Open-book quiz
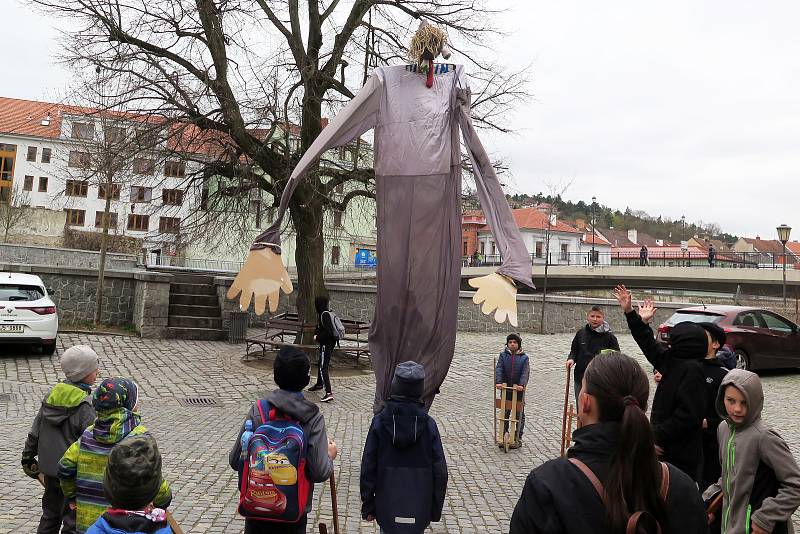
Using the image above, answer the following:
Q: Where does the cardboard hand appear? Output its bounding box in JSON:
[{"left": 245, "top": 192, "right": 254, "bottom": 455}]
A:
[
  {"left": 227, "top": 247, "right": 293, "bottom": 315},
  {"left": 469, "top": 273, "right": 518, "bottom": 326}
]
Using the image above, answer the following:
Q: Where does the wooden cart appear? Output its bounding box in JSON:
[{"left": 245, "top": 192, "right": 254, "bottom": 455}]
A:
[{"left": 494, "top": 381, "right": 523, "bottom": 453}]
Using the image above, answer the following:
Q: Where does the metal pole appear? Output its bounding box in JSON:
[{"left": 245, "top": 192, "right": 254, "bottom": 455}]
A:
[
  {"left": 591, "top": 198, "right": 596, "bottom": 266},
  {"left": 783, "top": 242, "right": 787, "bottom": 306}
]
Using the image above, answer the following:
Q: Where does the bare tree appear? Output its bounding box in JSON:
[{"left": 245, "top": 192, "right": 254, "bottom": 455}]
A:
[
  {"left": 539, "top": 179, "right": 572, "bottom": 334},
  {"left": 0, "top": 185, "right": 32, "bottom": 242},
  {"left": 32, "top": 0, "right": 530, "bottom": 325}
]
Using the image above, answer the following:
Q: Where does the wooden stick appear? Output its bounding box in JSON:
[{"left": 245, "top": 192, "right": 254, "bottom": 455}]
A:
[
  {"left": 330, "top": 470, "right": 340, "bottom": 534},
  {"left": 706, "top": 491, "right": 723, "bottom": 515},
  {"left": 493, "top": 357, "right": 497, "bottom": 444},
  {"left": 560, "top": 367, "right": 571, "bottom": 457},
  {"left": 166, "top": 511, "right": 185, "bottom": 534}
]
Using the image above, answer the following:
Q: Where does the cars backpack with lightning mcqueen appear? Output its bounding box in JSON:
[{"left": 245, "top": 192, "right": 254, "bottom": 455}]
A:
[{"left": 238, "top": 399, "right": 310, "bottom": 523}]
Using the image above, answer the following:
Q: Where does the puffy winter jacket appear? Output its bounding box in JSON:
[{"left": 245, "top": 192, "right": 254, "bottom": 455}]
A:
[
  {"left": 567, "top": 324, "right": 620, "bottom": 385},
  {"left": 86, "top": 512, "right": 172, "bottom": 534},
  {"left": 23, "top": 382, "right": 95, "bottom": 477},
  {"left": 703, "top": 370, "right": 800, "bottom": 534},
  {"left": 510, "top": 422, "right": 708, "bottom": 534},
  {"left": 360, "top": 399, "right": 448, "bottom": 534}
]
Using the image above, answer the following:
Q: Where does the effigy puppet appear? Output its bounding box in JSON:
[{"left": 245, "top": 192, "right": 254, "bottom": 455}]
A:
[{"left": 228, "top": 21, "right": 534, "bottom": 410}]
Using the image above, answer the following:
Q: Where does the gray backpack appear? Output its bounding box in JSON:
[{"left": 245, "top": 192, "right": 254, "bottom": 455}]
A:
[{"left": 322, "top": 310, "right": 346, "bottom": 341}]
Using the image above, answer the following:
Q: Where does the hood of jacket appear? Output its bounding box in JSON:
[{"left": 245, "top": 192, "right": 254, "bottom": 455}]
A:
[
  {"left": 265, "top": 389, "right": 320, "bottom": 424},
  {"left": 501, "top": 348, "right": 528, "bottom": 359},
  {"left": 41, "top": 382, "right": 92, "bottom": 424},
  {"left": 715, "top": 369, "right": 764, "bottom": 428},
  {"left": 93, "top": 408, "right": 143, "bottom": 445},
  {"left": 589, "top": 321, "right": 612, "bottom": 334},
  {"left": 379, "top": 400, "right": 429, "bottom": 449},
  {"left": 88, "top": 513, "right": 171, "bottom": 534},
  {"left": 668, "top": 321, "right": 709, "bottom": 360},
  {"left": 314, "top": 296, "right": 329, "bottom": 315}
]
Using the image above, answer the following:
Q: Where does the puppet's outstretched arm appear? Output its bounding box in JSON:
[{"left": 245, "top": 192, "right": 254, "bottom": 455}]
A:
[
  {"left": 228, "top": 74, "right": 382, "bottom": 314},
  {"left": 457, "top": 87, "right": 534, "bottom": 326}
]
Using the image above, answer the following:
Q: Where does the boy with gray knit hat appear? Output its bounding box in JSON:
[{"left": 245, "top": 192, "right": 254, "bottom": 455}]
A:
[
  {"left": 360, "top": 361, "right": 448, "bottom": 534},
  {"left": 22, "top": 345, "right": 99, "bottom": 534},
  {"left": 85, "top": 435, "right": 172, "bottom": 533}
]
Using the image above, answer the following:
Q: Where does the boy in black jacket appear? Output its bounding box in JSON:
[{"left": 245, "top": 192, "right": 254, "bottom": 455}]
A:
[
  {"left": 698, "top": 322, "right": 729, "bottom": 491},
  {"left": 309, "top": 295, "right": 336, "bottom": 402},
  {"left": 360, "top": 361, "right": 448, "bottom": 534},
  {"left": 613, "top": 285, "right": 708, "bottom": 482},
  {"left": 566, "top": 305, "right": 620, "bottom": 402}
]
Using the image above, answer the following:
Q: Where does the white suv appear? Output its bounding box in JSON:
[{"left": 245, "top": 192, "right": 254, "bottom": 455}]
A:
[{"left": 0, "top": 273, "right": 58, "bottom": 355}]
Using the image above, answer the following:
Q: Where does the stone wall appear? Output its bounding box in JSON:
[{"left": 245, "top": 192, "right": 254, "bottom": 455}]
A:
[
  {"left": 132, "top": 271, "right": 171, "bottom": 338},
  {"left": 0, "top": 243, "right": 137, "bottom": 270},
  {"left": 214, "top": 278, "right": 695, "bottom": 334},
  {"left": 0, "top": 263, "right": 137, "bottom": 326}
]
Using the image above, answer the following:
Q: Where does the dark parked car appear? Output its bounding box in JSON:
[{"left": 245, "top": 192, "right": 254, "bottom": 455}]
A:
[{"left": 657, "top": 305, "right": 800, "bottom": 371}]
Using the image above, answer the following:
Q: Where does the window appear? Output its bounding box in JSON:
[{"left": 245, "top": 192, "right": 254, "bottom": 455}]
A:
[
  {"left": 135, "top": 129, "right": 158, "bottom": 148},
  {"left": 463, "top": 242, "right": 468, "bottom": 256},
  {"left": 71, "top": 122, "right": 95, "bottom": 139},
  {"left": 560, "top": 243, "right": 569, "bottom": 260},
  {"left": 98, "top": 183, "right": 121, "bottom": 200},
  {"left": 94, "top": 211, "right": 119, "bottom": 228},
  {"left": 480, "top": 241, "right": 485, "bottom": 255},
  {"left": 23, "top": 176, "right": 33, "bottom": 191},
  {"left": 760, "top": 312, "right": 794, "bottom": 333},
  {"left": 0, "top": 155, "right": 12, "bottom": 180},
  {"left": 133, "top": 158, "right": 155, "bottom": 175},
  {"left": 130, "top": 186, "right": 153, "bottom": 203},
  {"left": 159, "top": 216, "right": 180, "bottom": 234},
  {"left": 26, "top": 146, "right": 37, "bottom": 162},
  {"left": 162, "top": 188, "right": 184, "bottom": 205},
  {"left": 41, "top": 148, "right": 51, "bottom": 163},
  {"left": 333, "top": 210, "right": 343, "bottom": 228},
  {"left": 535, "top": 241, "right": 543, "bottom": 258},
  {"left": 734, "top": 311, "right": 763, "bottom": 328},
  {"left": 338, "top": 146, "right": 351, "bottom": 162},
  {"left": 267, "top": 208, "right": 275, "bottom": 223},
  {"left": 331, "top": 245, "right": 340, "bottom": 265},
  {"left": 164, "top": 160, "right": 186, "bottom": 178},
  {"left": 0, "top": 283, "right": 45, "bottom": 301},
  {"left": 491, "top": 242, "right": 497, "bottom": 255},
  {"left": 250, "top": 200, "right": 262, "bottom": 228},
  {"left": 104, "top": 126, "right": 126, "bottom": 144},
  {"left": 38, "top": 177, "right": 48, "bottom": 192},
  {"left": 64, "top": 208, "right": 85, "bottom": 226},
  {"left": 68, "top": 151, "right": 90, "bottom": 168},
  {"left": 127, "top": 214, "right": 150, "bottom": 231},
  {"left": 65, "top": 179, "right": 89, "bottom": 197}
]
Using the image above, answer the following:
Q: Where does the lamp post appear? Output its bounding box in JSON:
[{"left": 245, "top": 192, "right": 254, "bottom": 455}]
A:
[
  {"left": 591, "top": 196, "right": 596, "bottom": 266},
  {"left": 777, "top": 224, "right": 792, "bottom": 306}
]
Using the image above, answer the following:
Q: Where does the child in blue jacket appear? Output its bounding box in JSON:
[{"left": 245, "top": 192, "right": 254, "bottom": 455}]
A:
[
  {"left": 495, "top": 333, "right": 529, "bottom": 445},
  {"left": 360, "top": 361, "right": 448, "bottom": 534}
]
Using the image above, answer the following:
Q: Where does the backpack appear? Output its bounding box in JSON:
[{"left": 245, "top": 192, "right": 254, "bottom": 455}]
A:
[
  {"left": 322, "top": 310, "right": 346, "bottom": 341},
  {"left": 238, "top": 400, "right": 310, "bottom": 523},
  {"left": 570, "top": 458, "right": 670, "bottom": 534}
]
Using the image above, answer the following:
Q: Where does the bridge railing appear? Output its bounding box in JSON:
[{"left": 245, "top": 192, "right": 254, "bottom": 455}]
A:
[{"left": 464, "top": 251, "right": 798, "bottom": 269}]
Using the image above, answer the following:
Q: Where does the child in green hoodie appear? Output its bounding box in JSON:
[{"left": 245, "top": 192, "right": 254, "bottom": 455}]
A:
[
  {"left": 703, "top": 369, "right": 800, "bottom": 534},
  {"left": 22, "top": 345, "right": 99, "bottom": 534},
  {"left": 58, "top": 377, "right": 172, "bottom": 534}
]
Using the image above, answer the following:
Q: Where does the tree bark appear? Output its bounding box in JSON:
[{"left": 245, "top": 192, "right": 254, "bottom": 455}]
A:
[
  {"left": 94, "top": 180, "right": 113, "bottom": 325},
  {"left": 290, "top": 198, "right": 327, "bottom": 343}
]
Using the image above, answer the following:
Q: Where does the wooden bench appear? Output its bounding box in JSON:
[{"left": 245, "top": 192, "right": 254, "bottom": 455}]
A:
[{"left": 244, "top": 312, "right": 371, "bottom": 366}]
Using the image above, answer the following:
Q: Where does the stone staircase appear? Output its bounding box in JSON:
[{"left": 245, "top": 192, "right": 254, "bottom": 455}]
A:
[{"left": 167, "top": 274, "right": 226, "bottom": 341}]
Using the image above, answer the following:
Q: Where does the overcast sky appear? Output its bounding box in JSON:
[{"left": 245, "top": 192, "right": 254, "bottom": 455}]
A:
[{"left": 4, "top": 1, "right": 799, "bottom": 240}]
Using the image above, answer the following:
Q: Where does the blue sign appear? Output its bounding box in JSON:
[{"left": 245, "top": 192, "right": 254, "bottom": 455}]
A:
[{"left": 355, "top": 248, "right": 377, "bottom": 267}]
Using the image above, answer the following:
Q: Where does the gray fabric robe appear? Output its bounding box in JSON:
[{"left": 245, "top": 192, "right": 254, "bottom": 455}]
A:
[{"left": 255, "top": 65, "right": 533, "bottom": 410}]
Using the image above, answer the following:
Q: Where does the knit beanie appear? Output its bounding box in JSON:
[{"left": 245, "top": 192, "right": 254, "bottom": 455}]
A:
[
  {"left": 93, "top": 377, "right": 139, "bottom": 412},
  {"left": 60, "top": 345, "right": 99, "bottom": 383},
  {"left": 389, "top": 361, "right": 425, "bottom": 401},
  {"left": 103, "top": 435, "right": 163, "bottom": 510},
  {"left": 698, "top": 322, "right": 726, "bottom": 346},
  {"left": 506, "top": 333, "right": 522, "bottom": 348},
  {"left": 274, "top": 346, "right": 311, "bottom": 392}
]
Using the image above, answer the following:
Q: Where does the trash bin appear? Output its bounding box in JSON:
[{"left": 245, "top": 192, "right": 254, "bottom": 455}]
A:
[{"left": 228, "top": 311, "right": 249, "bottom": 344}]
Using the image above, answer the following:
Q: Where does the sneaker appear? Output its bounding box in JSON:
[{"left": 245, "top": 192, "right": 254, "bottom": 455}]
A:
[
  {"left": 320, "top": 392, "right": 334, "bottom": 403},
  {"left": 308, "top": 384, "right": 324, "bottom": 392}
]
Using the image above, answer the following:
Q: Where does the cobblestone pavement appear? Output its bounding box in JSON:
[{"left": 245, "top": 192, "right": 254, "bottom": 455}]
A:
[{"left": 2, "top": 331, "right": 799, "bottom": 533}]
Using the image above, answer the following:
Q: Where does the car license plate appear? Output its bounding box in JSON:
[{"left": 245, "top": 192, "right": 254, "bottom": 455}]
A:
[{"left": 0, "top": 324, "right": 23, "bottom": 333}]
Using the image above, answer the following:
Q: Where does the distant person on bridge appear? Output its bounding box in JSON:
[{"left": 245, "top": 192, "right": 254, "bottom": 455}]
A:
[
  {"left": 567, "top": 306, "right": 620, "bottom": 403},
  {"left": 640, "top": 245, "right": 649, "bottom": 266},
  {"left": 613, "top": 285, "right": 708, "bottom": 483},
  {"left": 708, "top": 244, "right": 716, "bottom": 267}
]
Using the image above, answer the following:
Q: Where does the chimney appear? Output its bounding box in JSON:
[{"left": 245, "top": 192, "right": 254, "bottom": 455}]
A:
[
  {"left": 320, "top": 117, "right": 329, "bottom": 129},
  {"left": 549, "top": 210, "right": 557, "bottom": 227},
  {"left": 627, "top": 229, "right": 638, "bottom": 244},
  {"left": 575, "top": 218, "right": 585, "bottom": 230},
  {"left": 655, "top": 239, "right": 664, "bottom": 246}
]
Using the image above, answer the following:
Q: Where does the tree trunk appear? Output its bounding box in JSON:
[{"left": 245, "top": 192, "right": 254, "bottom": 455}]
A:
[
  {"left": 290, "top": 199, "right": 327, "bottom": 343},
  {"left": 94, "top": 187, "right": 113, "bottom": 325}
]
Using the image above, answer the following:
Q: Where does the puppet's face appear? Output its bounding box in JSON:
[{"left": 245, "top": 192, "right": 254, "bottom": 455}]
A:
[{"left": 266, "top": 452, "right": 297, "bottom": 485}]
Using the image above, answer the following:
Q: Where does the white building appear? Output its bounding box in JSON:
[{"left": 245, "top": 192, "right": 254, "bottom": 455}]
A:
[{"left": 475, "top": 207, "right": 583, "bottom": 265}]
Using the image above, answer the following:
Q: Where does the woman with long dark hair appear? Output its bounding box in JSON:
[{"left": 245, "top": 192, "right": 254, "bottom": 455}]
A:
[{"left": 509, "top": 352, "right": 707, "bottom": 534}]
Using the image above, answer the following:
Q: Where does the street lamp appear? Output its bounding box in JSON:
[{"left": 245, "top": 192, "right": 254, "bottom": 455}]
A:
[
  {"left": 777, "top": 224, "right": 792, "bottom": 305},
  {"left": 591, "top": 196, "right": 596, "bottom": 266},
  {"left": 681, "top": 215, "right": 686, "bottom": 241}
]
